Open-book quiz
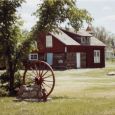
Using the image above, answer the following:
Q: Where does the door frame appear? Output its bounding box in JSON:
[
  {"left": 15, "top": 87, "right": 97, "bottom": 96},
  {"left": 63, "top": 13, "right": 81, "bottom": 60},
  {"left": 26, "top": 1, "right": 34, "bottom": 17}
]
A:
[
  {"left": 76, "top": 52, "right": 81, "bottom": 68},
  {"left": 46, "top": 53, "right": 53, "bottom": 65}
]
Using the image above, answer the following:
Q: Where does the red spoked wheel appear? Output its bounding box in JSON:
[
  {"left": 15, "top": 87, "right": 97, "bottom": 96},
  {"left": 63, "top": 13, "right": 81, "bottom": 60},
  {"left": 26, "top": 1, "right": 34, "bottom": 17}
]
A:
[{"left": 23, "top": 60, "right": 55, "bottom": 98}]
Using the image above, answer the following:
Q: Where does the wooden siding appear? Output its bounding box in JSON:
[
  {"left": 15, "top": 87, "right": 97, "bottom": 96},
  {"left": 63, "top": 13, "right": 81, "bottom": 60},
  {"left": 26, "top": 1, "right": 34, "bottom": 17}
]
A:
[
  {"left": 80, "top": 52, "right": 86, "bottom": 68},
  {"left": 38, "top": 33, "right": 65, "bottom": 53},
  {"left": 67, "top": 46, "right": 105, "bottom": 68},
  {"left": 66, "top": 53, "right": 76, "bottom": 68},
  {"left": 53, "top": 53, "right": 66, "bottom": 69},
  {"left": 36, "top": 32, "right": 105, "bottom": 69}
]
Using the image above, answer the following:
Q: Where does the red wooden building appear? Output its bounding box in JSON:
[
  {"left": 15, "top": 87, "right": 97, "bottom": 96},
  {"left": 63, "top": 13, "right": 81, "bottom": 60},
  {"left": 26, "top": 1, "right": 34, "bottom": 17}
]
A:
[{"left": 29, "top": 28, "right": 106, "bottom": 69}]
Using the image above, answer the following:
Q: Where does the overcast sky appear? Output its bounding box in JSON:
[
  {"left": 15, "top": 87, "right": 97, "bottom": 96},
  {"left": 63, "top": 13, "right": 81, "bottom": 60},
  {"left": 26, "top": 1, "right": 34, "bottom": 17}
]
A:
[{"left": 18, "top": 0, "right": 115, "bottom": 34}]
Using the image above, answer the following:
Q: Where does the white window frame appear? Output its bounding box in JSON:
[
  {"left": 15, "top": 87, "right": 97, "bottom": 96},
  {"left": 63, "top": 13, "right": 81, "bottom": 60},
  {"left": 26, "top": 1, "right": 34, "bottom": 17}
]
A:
[
  {"left": 29, "top": 53, "right": 38, "bottom": 61},
  {"left": 65, "top": 47, "right": 67, "bottom": 52},
  {"left": 94, "top": 50, "right": 100, "bottom": 63},
  {"left": 46, "top": 35, "right": 53, "bottom": 48}
]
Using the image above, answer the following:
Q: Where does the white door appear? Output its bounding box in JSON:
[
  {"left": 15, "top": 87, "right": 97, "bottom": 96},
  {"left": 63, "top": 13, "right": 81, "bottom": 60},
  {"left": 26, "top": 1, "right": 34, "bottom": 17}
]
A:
[
  {"left": 76, "top": 53, "right": 81, "bottom": 68},
  {"left": 47, "top": 53, "right": 53, "bottom": 65}
]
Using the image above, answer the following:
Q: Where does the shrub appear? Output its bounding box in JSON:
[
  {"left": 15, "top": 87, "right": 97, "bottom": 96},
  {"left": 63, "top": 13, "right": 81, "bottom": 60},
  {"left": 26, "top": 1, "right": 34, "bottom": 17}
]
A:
[
  {"left": 14, "top": 71, "right": 22, "bottom": 88},
  {"left": 0, "top": 88, "right": 8, "bottom": 97},
  {"left": 0, "top": 71, "right": 22, "bottom": 96},
  {"left": 0, "top": 72, "right": 9, "bottom": 85}
]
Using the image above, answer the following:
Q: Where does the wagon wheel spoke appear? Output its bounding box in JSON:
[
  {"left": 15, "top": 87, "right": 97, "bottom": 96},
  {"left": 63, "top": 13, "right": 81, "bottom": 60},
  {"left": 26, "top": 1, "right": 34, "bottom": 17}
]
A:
[
  {"left": 43, "top": 74, "right": 53, "bottom": 79},
  {"left": 34, "top": 63, "right": 43, "bottom": 78},
  {"left": 41, "top": 70, "right": 49, "bottom": 77},
  {"left": 23, "top": 61, "right": 55, "bottom": 98},
  {"left": 41, "top": 78, "right": 51, "bottom": 94},
  {"left": 38, "top": 65, "right": 41, "bottom": 77},
  {"left": 43, "top": 80, "right": 53, "bottom": 82},
  {"left": 24, "top": 71, "right": 35, "bottom": 84},
  {"left": 41, "top": 84, "right": 45, "bottom": 89},
  {"left": 40, "top": 66, "right": 44, "bottom": 76},
  {"left": 39, "top": 62, "right": 47, "bottom": 76},
  {"left": 35, "top": 64, "right": 39, "bottom": 76},
  {"left": 43, "top": 82, "right": 52, "bottom": 88},
  {"left": 35, "top": 62, "right": 44, "bottom": 77},
  {"left": 41, "top": 84, "right": 48, "bottom": 95}
]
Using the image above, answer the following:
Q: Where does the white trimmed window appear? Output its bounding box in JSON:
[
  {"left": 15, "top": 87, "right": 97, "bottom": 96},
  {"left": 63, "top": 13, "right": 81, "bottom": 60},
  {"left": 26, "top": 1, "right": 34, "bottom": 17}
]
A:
[
  {"left": 29, "top": 53, "right": 38, "bottom": 61},
  {"left": 81, "top": 37, "right": 90, "bottom": 44},
  {"left": 94, "top": 50, "right": 100, "bottom": 63},
  {"left": 46, "top": 35, "right": 53, "bottom": 48}
]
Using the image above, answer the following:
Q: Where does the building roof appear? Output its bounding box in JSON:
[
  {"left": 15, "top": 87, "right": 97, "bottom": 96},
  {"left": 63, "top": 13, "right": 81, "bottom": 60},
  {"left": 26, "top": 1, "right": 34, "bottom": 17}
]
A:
[
  {"left": 61, "top": 28, "right": 105, "bottom": 46},
  {"left": 50, "top": 29, "right": 80, "bottom": 46},
  {"left": 90, "top": 37, "right": 106, "bottom": 46},
  {"left": 61, "top": 28, "right": 92, "bottom": 37},
  {"left": 77, "top": 30, "right": 92, "bottom": 37},
  {"left": 49, "top": 28, "right": 105, "bottom": 47}
]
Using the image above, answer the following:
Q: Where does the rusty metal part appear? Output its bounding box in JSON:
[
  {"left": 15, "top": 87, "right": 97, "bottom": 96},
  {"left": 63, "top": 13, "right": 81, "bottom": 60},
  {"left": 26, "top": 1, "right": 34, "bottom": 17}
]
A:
[{"left": 22, "top": 60, "right": 55, "bottom": 99}]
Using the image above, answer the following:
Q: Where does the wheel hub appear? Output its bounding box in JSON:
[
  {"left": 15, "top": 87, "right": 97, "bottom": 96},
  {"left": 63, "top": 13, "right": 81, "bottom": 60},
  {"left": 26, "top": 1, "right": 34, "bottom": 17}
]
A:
[{"left": 35, "top": 77, "right": 43, "bottom": 85}]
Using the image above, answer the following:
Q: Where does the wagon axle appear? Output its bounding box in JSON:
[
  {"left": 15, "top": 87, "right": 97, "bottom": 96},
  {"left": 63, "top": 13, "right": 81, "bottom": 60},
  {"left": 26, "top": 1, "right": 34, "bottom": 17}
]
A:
[{"left": 35, "top": 76, "right": 44, "bottom": 85}]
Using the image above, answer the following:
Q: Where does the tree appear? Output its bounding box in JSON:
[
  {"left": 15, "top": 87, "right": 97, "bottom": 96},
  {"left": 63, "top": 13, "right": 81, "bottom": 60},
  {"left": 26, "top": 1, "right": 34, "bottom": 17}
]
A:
[
  {"left": 93, "top": 26, "right": 115, "bottom": 47},
  {"left": 32, "top": 0, "right": 92, "bottom": 39},
  {"left": 0, "top": 0, "right": 26, "bottom": 95},
  {"left": 0, "top": 0, "right": 92, "bottom": 95}
]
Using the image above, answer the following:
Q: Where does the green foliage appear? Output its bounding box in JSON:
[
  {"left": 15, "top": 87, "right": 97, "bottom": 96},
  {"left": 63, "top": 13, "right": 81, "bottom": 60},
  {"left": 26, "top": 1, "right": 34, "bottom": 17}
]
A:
[
  {"left": 0, "top": 71, "right": 22, "bottom": 96},
  {"left": 0, "top": 71, "right": 21, "bottom": 87},
  {"left": 0, "top": 0, "right": 26, "bottom": 95},
  {"left": 0, "top": 72, "right": 9, "bottom": 85},
  {"left": 0, "top": 73, "right": 9, "bottom": 97},
  {"left": 33, "top": 0, "right": 93, "bottom": 39},
  {"left": 0, "top": 57, "right": 5, "bottom": 69},
  {"left": 0, "top": 88, "right": 8, "bottom": 97},
  {"left": 14, "top": 71, "right": 22, "bottom": 88},
  {"left": 0, "top": 0, "right": 93, "bottom": 95},
  {"left": 0, "top": 0, "right": 25, "bottom": 63}
]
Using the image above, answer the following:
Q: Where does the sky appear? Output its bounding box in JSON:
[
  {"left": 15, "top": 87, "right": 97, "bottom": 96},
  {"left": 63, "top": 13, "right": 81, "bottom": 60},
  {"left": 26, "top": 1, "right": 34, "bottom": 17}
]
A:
[{"left": 18, "top": 0, "right": 115, "bottom": 34}]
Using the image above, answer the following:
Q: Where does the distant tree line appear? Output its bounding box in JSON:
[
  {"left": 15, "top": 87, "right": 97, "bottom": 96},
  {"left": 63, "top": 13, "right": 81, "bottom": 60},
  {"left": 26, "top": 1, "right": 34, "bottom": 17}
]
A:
[{"left": 93, "top": 27, "right": 115, "bottom": 48}]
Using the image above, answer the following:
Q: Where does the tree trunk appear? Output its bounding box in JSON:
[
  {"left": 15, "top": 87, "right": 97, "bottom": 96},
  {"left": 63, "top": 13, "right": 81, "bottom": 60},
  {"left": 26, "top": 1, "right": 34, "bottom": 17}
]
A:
[
  {"left": 6, "top": 54, "right": 15, "bottom": 96},
  {"left": 9, "top": 69, "right": 15, "bottom": 96}
]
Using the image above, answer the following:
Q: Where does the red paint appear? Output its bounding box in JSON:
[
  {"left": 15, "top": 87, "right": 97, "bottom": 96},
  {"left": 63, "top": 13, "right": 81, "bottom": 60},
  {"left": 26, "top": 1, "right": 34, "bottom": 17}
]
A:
[{"left": 34, "top": 30, "right": 105, "bottom": 69}]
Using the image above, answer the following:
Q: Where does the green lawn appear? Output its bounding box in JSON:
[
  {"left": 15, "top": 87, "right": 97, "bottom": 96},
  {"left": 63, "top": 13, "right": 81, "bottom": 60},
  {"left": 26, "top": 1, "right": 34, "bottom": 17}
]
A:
[{"left": 0, "top": 62, "right": 115, "bottom": 115}]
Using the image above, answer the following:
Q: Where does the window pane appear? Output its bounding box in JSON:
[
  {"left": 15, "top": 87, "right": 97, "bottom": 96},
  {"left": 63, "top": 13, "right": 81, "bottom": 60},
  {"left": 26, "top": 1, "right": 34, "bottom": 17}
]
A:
[
  {"left": 94, "top": 52, "right": 96, "bottom": 57},
  {"left": 94, "top": 50, "right": 100, "bottom": 63},
  {"left": 46, "top": 35, "right": 52, "bottom": 47},
  {"left": 97, "top": 52, "right": 99, "bottom": 57},
  {"left": 34, "top": 55, "right": 37, "bottom": 59},
  {"left": 29, "top": 53, "right": 38, "bottom": 60}
]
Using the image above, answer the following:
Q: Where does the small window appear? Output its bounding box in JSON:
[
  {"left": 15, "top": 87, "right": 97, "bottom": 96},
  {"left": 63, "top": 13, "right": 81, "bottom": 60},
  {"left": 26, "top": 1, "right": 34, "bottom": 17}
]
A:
[
  {"left": 46, "top": 35, "right": 53, "bottom": 47},
  {"left": 86, "top": 37, "right": 90, "bottom": 44},
  {"left": 81, "top": 37, "right": 90, "bottom": 44},
  {"left": 81, "top": 37, "right": 86, "bottom": 43},
  {"left": 29, "top": 53, "right": 38, "bottom": 61},
  {"left": 94, "top": 50, "right": 100, "bottom": 63}
]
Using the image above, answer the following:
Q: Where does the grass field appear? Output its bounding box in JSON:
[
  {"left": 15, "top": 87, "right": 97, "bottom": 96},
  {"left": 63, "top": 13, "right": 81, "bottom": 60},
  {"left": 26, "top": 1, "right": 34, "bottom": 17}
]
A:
[{"left": 0, "top": 62, "right": 115, "bottom": 115}]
